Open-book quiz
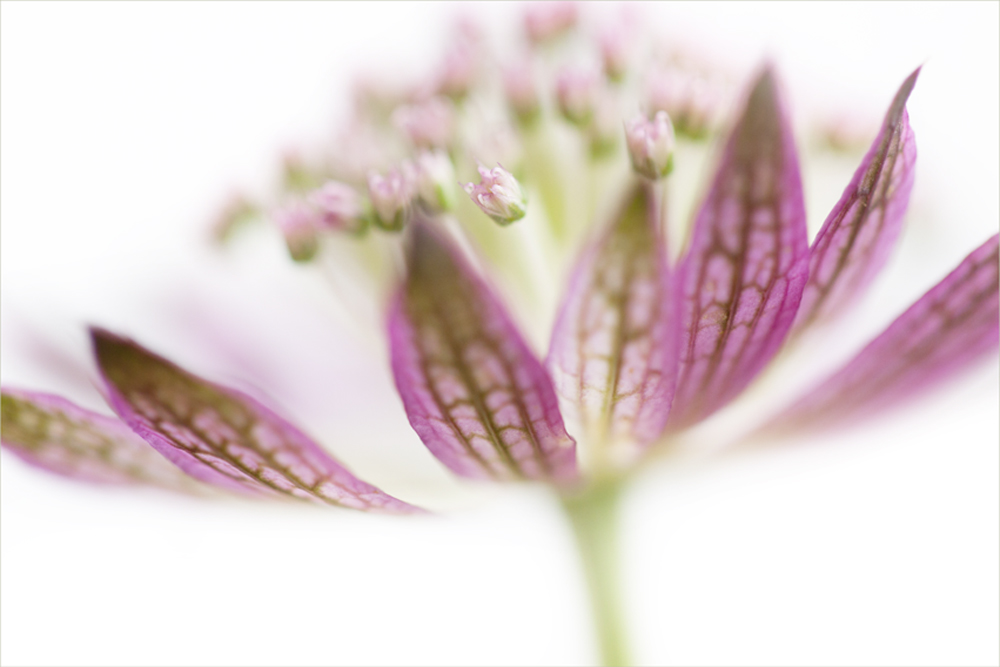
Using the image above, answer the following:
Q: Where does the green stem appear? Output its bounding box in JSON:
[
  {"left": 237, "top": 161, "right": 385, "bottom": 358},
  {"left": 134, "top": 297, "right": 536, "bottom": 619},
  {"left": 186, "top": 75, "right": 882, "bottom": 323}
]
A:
[{"left": 560, "top": 479, "right": 631, "bottom": 667}]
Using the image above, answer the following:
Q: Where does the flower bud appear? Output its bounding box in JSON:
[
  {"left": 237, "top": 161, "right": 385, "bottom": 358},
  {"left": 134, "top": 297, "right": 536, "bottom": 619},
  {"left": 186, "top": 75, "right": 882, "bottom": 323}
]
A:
[
  {"left": 503, "top": 61, "right": 541, "bottom": 125},
  {"left": 415, "top": 150, "right": 457, "bottom": 212},
  {"left": 307, "top": 181, "right": 366, "bottom": 234},
  {"left": 463, "top": 163, "right": 528, "bottom": 226},
  {"left": 587, "top": 92, "right": 621, "bottom": 158},
  {"left": 624, "top": 111, "right": 675, "bottom": 180},
  {"left": 556, "top": 67, "right": 599, "bottom": 126},
  {"left": 524, "top": 2, "right": 578, "bottom": 45},
  {"left": 368, "top": 165, "right": 416, "bottom": 232},
  {"left": 599, "top": 23, "right": 633, "bottom": 83},
  {"left": 392, "top": 97, "right": 455, "bottom": 149},
  {"left": 273, "top": 200, "right": 320, "bottom": 263}
]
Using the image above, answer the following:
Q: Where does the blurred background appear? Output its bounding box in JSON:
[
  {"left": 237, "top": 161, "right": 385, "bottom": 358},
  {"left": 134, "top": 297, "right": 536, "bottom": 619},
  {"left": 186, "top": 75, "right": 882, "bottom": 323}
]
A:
[{"left": 2, "top": 3, "right": 997, "bottom": 665}]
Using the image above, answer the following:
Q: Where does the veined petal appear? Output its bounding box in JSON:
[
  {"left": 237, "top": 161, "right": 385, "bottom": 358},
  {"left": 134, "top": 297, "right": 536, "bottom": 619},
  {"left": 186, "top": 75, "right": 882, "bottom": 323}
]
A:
[
  {"left": 794, "top": 68, "right": 919, "bottom": 332},
  {"left": 547, "top": 182, "right": 677, "bottom": 462},
  {"left": 1, "top": 388, "right": 200, "bottom": 492},
  {"left": 92, "top": 328, "right": 420, "bottom": 513},
  {"left": 765, "top": 235, "right": 999, "bottom": 432},
  {"left": 388, "top": 220, "right": 577, "bottom": 482},
  {"left": 670, "top": 68, "right": 809, "bottom": 429}
]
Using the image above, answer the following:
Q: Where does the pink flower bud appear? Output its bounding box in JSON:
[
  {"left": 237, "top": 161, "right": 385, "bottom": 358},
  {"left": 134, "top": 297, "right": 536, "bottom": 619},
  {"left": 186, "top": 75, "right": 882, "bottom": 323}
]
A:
[
  {"left": 414, "top": 150, "right": 457, "bottom": 212},
  {"left": 556, "top": 67, "right": 600, "bottom": 125},
  {"left": 624, "top": 111, "right": 675, "bottom": 180},
  {"left": 503, "top": 60, "right": 540, "bottom": 124},
  {"left": 463, "top": 163, "right": 528, "bottom": 226},
  {"left": 307, "top": 181, "right": 366, "bottom": 234},
  {"left": 587, "top": 92, "right": 621, "bottom": 157},
  {"left": 436, "top": 20, "right": 482, "bottom": 100},
  {"left": 273, "top": 200, "right": 320, "bottom": 262},
  {"left": 524, "top": 2, "right": 578, "bottom": 45},
  {"left": 367, "top": 165, "right": 417, "bottom": 232},
  {"left": 392, "top": 97, "right": 455, "bottom": 149},
  {"left": 599, "top": 21, "right": 635, "bottom": 83}
]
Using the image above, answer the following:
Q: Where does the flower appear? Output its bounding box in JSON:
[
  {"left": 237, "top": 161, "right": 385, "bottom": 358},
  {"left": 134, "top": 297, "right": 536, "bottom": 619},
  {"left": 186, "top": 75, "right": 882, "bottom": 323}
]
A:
[
  {"left": 5, "top": 2, "right": 996, "bottom": 664},
  {"left": 555, "top": 65, "right": 600, "bottom": 125},
  {"left": 624, "top": 111, "right": 676, "bottom": 180},
  {"left": 367, "top": 164, "right": 417, "bottom": 231},
  {"left": 414, "top": 149, "right": 457, "bottom": 212},
  {"left": 462, "top": 162, "right": 529, "bottom": 225}
]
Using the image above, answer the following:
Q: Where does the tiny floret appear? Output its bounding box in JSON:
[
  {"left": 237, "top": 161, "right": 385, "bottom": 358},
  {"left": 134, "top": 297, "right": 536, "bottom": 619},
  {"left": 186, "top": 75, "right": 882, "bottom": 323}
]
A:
[
  {"left": 503, "top": 60, "right": 541, "bottom": 125},
  {"left": 273, "top": 199, "right": 319, "bottom": 262},
  {"left": 625, "top": 111, "right": 676, "bottom": 180},
  {"left": 463, "top": 163, "right": 528, "bottom": 226},
  {"left": 392, "top": 97, "right": 455, "bottom": 149},
  {"left": 307, "top": 181, "right": 366, "bottom": 234},
  {"left": 368, "top": 165, "right": 416, "bottom": 232},
  {"left": 556, "top": 67, "right": 600, "bottom": 125},
  {"left": 415, "top": 150, "right": 457, "bottom": 212},
  {"left": 524, "top": 2, "right": 578, "bottom": 45}
]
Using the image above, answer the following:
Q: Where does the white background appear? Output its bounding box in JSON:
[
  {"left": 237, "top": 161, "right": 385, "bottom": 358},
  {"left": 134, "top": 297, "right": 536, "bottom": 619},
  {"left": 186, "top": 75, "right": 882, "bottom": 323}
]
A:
[{"left": 2, "top": 3, "right": 997, "bottom": 666}]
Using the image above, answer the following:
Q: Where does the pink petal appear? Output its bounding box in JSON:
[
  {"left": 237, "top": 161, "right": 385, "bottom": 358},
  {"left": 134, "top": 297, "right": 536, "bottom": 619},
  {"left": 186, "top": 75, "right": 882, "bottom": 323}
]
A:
[
  {"left": 388, "top": 220, "right": 577, "bottom": 482},
  {"left": 547, "top": 182, "right": 677, "bottom": 458},
  {"left": 1, "top": 388, "right": 202, "bottom": 492},
  {"left": 92, "top": 328, "right": 421, "bottom": 513},
  {"left": 794, "top": 68, "right": 920, "bottom": 332},
  {"left": 769, "top": 235, "right": 999, "bottom": 432},
  {"left": 669, "top": 68, "right": 810, "bottom": 429}
]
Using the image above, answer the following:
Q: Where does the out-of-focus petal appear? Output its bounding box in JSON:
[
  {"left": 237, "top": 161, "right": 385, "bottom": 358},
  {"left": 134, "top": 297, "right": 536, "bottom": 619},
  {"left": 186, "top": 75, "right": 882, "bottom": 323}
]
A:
[
  {"left": 669, "top": 68, "right": 809, "bottom": 429},
  {"left": 794, "top": 68, "right": 920, "bottom": 332},
  {"left": 388, "top": 219, "right": 577, "bottom": 483},
  {"left": 92, "top": 328, "right": 420, "bottom": 513},
  {"left": 547, "top": 182, "right": 677, "bottom": 464},
  {"left": 766, "top": 235, "right": 999, "bottom": 433},
  {"left": 1, "top": 388, "right": 201, "bottom": 492}
]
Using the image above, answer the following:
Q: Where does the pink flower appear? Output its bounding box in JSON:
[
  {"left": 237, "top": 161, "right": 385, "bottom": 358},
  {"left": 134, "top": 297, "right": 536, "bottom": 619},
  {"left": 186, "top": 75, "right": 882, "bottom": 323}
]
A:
[
  {"left": 367, "top": 164, "right": 416, "bottom": 231},
  {"left": 462, "top": 163, "right": 528, "bottom": 225},
  {"left": 556, "top": 66, "right": 600, "bottom": 125},
  {"left": 392, "top": 96, "right": 455, "bottom": 149},
  {"left": 624, "top": 111, "right": 675, "bottom": 179}
]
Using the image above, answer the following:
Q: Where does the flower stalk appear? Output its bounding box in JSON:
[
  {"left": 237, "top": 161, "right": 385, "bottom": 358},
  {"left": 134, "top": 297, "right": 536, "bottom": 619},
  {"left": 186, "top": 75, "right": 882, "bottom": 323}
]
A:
[{"left": 561, "top": 478, "right": 631, "bottom": 667}]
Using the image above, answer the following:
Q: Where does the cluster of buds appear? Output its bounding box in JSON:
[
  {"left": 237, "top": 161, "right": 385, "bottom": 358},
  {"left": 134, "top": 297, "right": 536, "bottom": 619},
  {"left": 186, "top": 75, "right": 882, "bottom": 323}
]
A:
[
  {"left": 624, "top": 111, "right": 676, "bottom": 180},
  {"left": 645, "top": 65, "right": 725, "bottom": 138},
  {"left": 367, "top": 150, "right": 458, "bottom": 232},
  {"left": 274, "top": 181, "right": 368, "bottom": 261},
  {"left": 463, "top": 163, "right": 528, "bottom": 226}
]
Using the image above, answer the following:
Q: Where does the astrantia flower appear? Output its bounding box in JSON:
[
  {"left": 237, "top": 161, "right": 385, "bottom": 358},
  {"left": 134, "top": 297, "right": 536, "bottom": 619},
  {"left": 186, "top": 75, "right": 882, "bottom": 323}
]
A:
[{"left": 4, "top": 4, "right": 998, "bottom": 666}]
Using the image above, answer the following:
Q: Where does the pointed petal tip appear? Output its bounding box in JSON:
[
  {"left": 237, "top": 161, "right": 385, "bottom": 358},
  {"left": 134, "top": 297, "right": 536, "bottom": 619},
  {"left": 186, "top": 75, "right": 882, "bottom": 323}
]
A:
[{"left": 887, "top": 67, "right": 921, "bottom": 125}]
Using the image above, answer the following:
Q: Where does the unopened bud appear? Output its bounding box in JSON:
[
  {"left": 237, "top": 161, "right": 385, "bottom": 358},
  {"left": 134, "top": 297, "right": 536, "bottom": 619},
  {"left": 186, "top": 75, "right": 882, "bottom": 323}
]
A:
[
  {"left": 625, "top": 111, "right": 675, "bottom": 180},
  {"left": 556, "top": 67, "right": 599, "bottom": 125},
  {"left": 524, "top": 2, "right": 578, "bottom": 45},
  {"left": 392, "top": 97, "right": 455, "bottom": 149},
  {"left": 599, "top": 23, "right": 633, "bottom": 83},
  {"left": 274, "top": 200, "right": 320, "bottom": 263},
  {"left": 587, "top": 92, "right": 621, "bottom": 158},
  {"left": 368, "top": 165, "right": 416, "bottom": 232},
  {"left": 307, "top": 181, "right": 366, "bottom": 234},
  {"left": 503, "top": 61, "right": 541, "bottom": 125},
  {"left": 415, "top": 150, "right": 457, "bottom": 212},
  {"left": 463, "top": 163, "right": 528, "bottom": 226}
]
